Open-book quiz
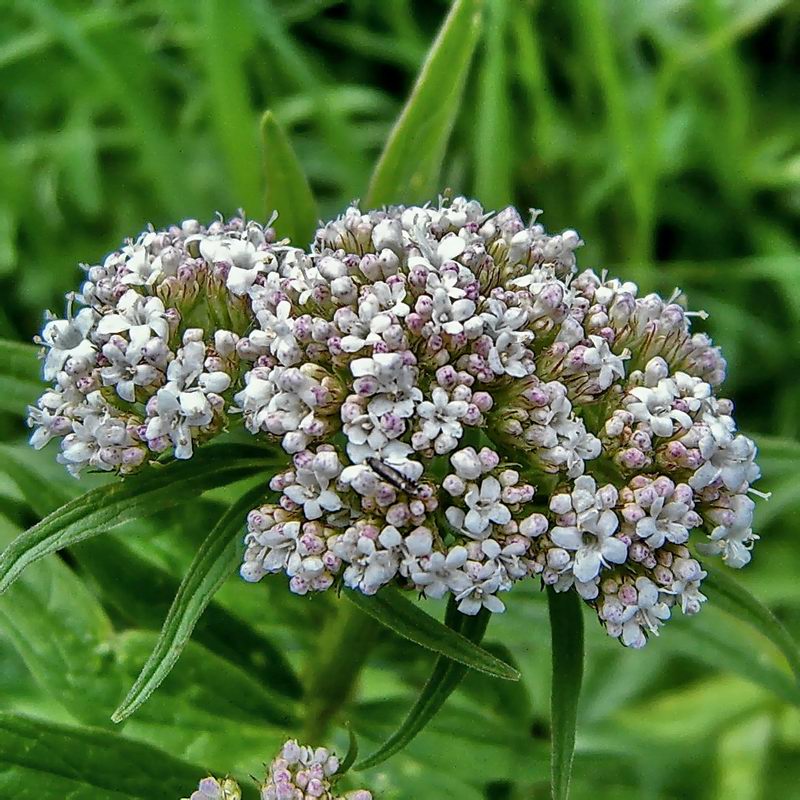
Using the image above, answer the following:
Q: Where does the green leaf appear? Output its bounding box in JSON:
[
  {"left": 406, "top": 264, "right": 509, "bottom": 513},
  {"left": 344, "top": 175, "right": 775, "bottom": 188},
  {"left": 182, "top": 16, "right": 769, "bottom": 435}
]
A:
[
  {"left": 702, "top": 566, "right": 800, "bottom": 683},
  {"left": 365, "top": 0, "right": 483, "bottom": 206},
  {"left": 0, "top": 445, "right": 301, "bottom": 699},
  {"left": 547, "top": 587, "right": 584, "bottom": 800},
  {"left": 0, "top": 711, "right": 222, "bottom": 800},
  {"left": 112, "top": 483, "right": 269, "bottom": 722},
  {"left": 474, "top": 0, "right": 512, "bottom": 206},
  {"left": 667, "top": 607, "right": 800, "bottom": 706},
  {"left": 0, "top": 443, "right": 274, "bottom": 595},
  {"left": 114, "top": 630, "right": 296, "bottom": 730},
  {"left": 0, "top": 517, "right": 123, "bottom": 726},
  {"left": 200, "top": 0, "right": 262, "bottom": 214},
  {"left": 355, "top": 600, "right": 491, "bottom": 770},
  {"left": 338, "top": 725, "right": 359, "bottom": 776},
  {"left": 262, "top": 109, "right": 319, "bottom": 246},
  {"left": 344, "top": 585, "right": 519, "bottom": 680},
  {"left": 0, "top": 339, "right": 40, "bottom": 415},
  {"left": 77, "top": 535, "right": 303, "bottom": 699}
]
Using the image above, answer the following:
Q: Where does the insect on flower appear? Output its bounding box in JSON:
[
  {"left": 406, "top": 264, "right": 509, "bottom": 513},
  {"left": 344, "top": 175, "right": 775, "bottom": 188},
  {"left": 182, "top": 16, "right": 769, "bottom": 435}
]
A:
[{"left": 366, "top": 456, "right": 421, "bottom": 496}]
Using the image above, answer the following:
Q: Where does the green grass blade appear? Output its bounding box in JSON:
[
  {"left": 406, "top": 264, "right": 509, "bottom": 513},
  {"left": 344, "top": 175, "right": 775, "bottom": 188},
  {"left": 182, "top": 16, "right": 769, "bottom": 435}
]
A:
[
  {"left": 344, "top": 585, "right": 519, "bottom": 680},
  {"left": 200, "top": 0, "right": 263, "bottom": 215},
  {"left": 703, "top": 566, "right": 800, "bottom": 682},
  {"left": 365, "top": 0, "right": 483, "bottom": 207},
  {"left": 262, "top": 110, "right": 319, "bottom": 246},
  {"left": 474, "top": 0, "right": 512, "bottom": 206},
  {"left": 547, "top": 587, "right": 584, "bottom": 800},
  {"left": 0, "top": 444, "right": 274, "bottom": 595},
  {"left": 112, "top": 483, "right": 272, "bottom": 722},
  {"left": 0, "top": 339, "right": 41, "bottom": 414},
  {"left": 355, "top": 602, "right": 491, "bottom": 770}
]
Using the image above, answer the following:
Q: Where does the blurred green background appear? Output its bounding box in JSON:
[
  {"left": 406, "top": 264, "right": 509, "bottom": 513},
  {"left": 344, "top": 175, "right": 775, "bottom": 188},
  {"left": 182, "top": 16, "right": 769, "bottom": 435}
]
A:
[{"left": 1, "top": 1, "right": 799, "bottom": 798}]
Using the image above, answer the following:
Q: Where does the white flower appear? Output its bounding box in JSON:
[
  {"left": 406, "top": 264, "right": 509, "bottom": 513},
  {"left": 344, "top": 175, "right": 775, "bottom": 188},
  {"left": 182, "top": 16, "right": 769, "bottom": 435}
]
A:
[
  {"left": 350, "top": 353, "right": 422, "bottom": 418},
  {"left": 417, "top": 387, "right": 468, "bottom": 442},
  {"left": 96, "top": 289, "right": 169, "bottom": 345},
  {"left": 452, "top": 563, "right": 505, "bottom": 615},
  {"left": 200, "top": 237, "right": 276, "bottom": 295},
  {"left": 428, "top": 288, "right": 476, "bottom": 336},
  {"left": 627, "top": 380, "right": 692, "bottom": 437},
  {"left": 550, "top": 508, "right": 626, "bottom": 582},
  {"left": 488, "top": 331, "right": 531, "bottom": 378},
  {"left": 242, "top": 520, "right": 302, "bottom": 578},
  {"left": 691, "top": 431, "right": 760, "bottom": 492},
  {"left": 619, "top": 578, "right": 671, "bottom": 648},
  {"left": 480, "top": 298, "right": 529, "bottom": 337},
  {"left": 411, "top": 546, "right": 469, "bottom": 599},
  {"left": 100, "top": 337, "right": 160, "bottom": 402},
  {"left": 584, "top": 335, "right": 629, "bottom": 389},
  {"left": 233, "top": 374, "right": 277, "bottom": 433},
  {"left": 27, "top": 402, "right": 71, "bottom": 450},
  {"left": 371, "top": 279, "right": 410, "bottom": 318},
  {"left": 145, "top": 385, "right": 212, "bottom": 459},
  {"left": 39, "top": 306, "right": 97, "bottom": 380},
  {"left": 283, "top": 468, "right": 342, "bottom": 520},
  {"left": 450, "top": 447, "right": 483, "bottom": 480},
  {"left": 340, "top": 535, "right": 399, "bottom": 595},
  {"left": 340, "top": 294, "right": 393, "bottom": 353},
  {"left": 701, "top": 493, "right": 757, "bottom": 568},
  {"left": 446, "top": 476, "right": 511, "bottom": 539},
  {"left": 256, "top": 301, "right": 301, "bottom": 366},
  {"left": 343, "top": 411, "right": 391, "bottom": 462},
  {"left": 635, "top": 495, "right": 693, "bottom": 548}
]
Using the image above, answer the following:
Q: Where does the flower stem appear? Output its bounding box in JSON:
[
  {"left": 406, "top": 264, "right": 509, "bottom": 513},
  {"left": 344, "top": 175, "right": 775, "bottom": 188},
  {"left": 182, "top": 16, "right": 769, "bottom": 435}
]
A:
[{"left": 302, "top": 597, "right": 382, "bottom": 743}]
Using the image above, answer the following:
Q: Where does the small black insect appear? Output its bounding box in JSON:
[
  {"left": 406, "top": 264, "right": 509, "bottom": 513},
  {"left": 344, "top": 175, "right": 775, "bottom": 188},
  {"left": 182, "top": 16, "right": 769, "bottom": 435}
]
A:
[{"left": 366, "top": 457, "right": 420, "bottom": 496}]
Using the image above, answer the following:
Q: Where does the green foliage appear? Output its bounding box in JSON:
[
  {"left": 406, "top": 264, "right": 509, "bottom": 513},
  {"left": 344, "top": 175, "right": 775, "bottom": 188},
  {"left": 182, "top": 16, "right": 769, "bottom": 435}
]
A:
[
  {"left": 365, "top": 0, "right": 483, "bottom": 206},
  {"left": 112, "top": 483, "right": 276, "bottom": 722},
  {"left": 0, "top": 443, "right": 275, "bottom": 594},
  {"left": 547, "top": 587, "right": 584, "bottom": 800},
  {"left": 262, "top": 109, "right": 319, "bottom": 246},
  {"left": 1, "top": 2, "right": 799, "bottom": 799},
  {"left": 0, "top": 712, "right": 217, "bottom": 800},
  {"left": 355, "top": 599, "right": 492, "bottom": 770},
  {"left": 345, "top": 585, "right": 519, "bottom": 680}
]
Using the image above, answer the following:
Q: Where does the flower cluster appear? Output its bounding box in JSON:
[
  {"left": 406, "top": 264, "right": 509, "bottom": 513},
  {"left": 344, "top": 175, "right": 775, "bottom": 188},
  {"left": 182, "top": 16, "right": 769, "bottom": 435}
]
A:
[
  {"left": 31, "top": 196, "right": 764, "bottom": 647},
  {"left": 183, "top": 739, "right": 373, "bottom": 800},
  {"left": 184, "top": 776, "right": 242, "bottom": 800},
  {"left": 28, "top": 214, "right": 284, "bottom": 474}
]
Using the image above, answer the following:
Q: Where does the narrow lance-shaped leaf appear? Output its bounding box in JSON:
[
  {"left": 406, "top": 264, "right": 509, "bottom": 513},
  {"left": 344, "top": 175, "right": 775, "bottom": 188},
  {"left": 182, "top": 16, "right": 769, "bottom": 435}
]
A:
[
  {"left": 474, "top": 0, "right": 512, "bottom": 206},
  {"left": 365, "top": 0, "right": 483, "bottom": 207},
  {"left": 547, "top": 587, "right": 584, "bottom": 800},
  {"left": 112, "top": 483, "right": 270, "bottom": 722},
  {"left": 355, "top": 599, "right": 491, "bottom": 771},
  {"left": 337, "top": 725, "right": 359, "bottom": 777},
  {"left": 344, "top": 585, "right": 518, "bottom": 680},
  {"left": 0, "top": 339, "right": 41, "bottom": 415},
  {"left": 0, "top": 445, "right": 302, "bottom": 699},
  {"left": 703, "top": 565, "right": 800, "bottom": 683},
  {"left": 262, "top": 109, "right": 319, "bottom": 247},
  {"left": 0, "top": 712, "right": 259, "bottom": 800},
  {"left": 0, "top": 443, "right": 275, "bottom": 595}
]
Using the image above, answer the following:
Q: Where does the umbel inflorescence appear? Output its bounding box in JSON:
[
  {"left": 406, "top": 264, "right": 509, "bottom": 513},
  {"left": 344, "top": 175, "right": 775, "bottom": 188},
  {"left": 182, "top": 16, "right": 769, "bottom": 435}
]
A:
[
  {"left": 29, "top": 196, "right": 764, "bottom": 648},
  {"left": 182, "top": 738, "right": 372, "bottom": 800}
]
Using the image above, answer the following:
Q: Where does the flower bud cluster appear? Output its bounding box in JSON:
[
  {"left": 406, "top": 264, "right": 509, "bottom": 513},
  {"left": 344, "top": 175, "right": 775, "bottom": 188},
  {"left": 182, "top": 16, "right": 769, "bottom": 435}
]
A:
[
  {"left": 31, "top": 196, "right": 764, "bottom": 647},
  {"left": 182, "top": 739, "right": 372, "bottom": 800},
  {"left": 262, "top": 739, "right": 371, "bottom": 800},
  {"left": 28, "top": 215, "right": 288, "bottom": 474}
]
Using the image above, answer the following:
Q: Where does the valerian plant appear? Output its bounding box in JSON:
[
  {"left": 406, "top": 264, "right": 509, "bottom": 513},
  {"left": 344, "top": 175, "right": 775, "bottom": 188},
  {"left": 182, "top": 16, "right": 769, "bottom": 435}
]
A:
[{"left": 0, "top": 1, "right": 798, "bottom": 799}]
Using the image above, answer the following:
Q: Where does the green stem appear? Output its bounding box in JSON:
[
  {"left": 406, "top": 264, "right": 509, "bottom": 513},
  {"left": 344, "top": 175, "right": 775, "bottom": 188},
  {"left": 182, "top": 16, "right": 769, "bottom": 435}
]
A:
[{"left": 302, "top": 597, "right": 382, "bottom": 743}]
